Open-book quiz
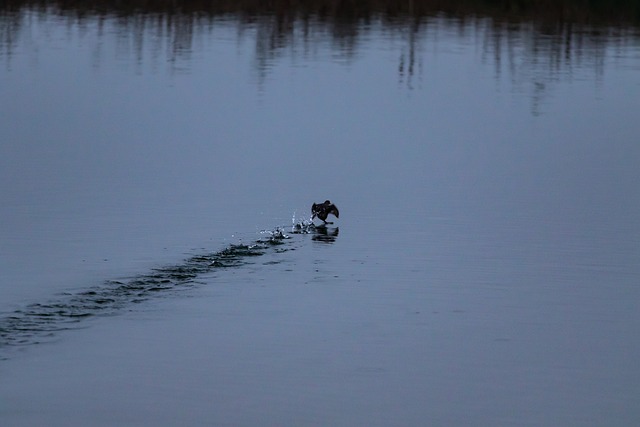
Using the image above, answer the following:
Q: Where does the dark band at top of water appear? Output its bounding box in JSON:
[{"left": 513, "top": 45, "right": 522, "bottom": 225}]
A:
[
  {"left": 0, "top": 226, "right": 306, "bottom": 359},
  {"left": 2, "top": 0, "right": 640, "bottom": 25}
]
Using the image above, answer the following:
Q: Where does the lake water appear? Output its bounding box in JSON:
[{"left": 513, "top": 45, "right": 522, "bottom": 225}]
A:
[{"left": 1, "top": 4, "right": 640, "bottom": 426}]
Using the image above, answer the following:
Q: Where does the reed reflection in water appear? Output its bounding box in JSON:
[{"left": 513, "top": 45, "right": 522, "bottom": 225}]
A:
[{"left": 2, "top": 0, "right": 640, "bottom": 105}]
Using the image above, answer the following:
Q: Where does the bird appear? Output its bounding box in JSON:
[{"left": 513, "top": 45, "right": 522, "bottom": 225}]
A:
[{"left": 311, "top": 200, "right": 339, "bottom": 224}]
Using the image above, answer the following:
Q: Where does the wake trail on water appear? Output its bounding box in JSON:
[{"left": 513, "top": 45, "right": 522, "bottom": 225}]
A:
[{"left": 0, "top": 217, "right": 320, "bottom": 359}]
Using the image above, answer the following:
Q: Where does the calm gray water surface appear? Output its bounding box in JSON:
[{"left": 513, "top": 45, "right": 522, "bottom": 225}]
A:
[{"left": 1, "top": 9, "right": 640, "bottom": 426}]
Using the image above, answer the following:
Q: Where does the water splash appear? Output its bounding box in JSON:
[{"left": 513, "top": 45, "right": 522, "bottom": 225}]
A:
[
  {"left": 291, "top": 210, "right": 315, "bottom": 234},
  {"left": 260, "top": 226, "right": 289, "bottom": 241}
]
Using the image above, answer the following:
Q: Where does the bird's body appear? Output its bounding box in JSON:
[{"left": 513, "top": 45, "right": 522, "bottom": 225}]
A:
[{"left": 311, "top": 200, "right": 339, "bottom": 224}]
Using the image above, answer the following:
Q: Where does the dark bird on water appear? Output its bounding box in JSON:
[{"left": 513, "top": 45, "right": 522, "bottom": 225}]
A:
[{"left": 311, "top": 200, "right": 339, "bottom": 224}]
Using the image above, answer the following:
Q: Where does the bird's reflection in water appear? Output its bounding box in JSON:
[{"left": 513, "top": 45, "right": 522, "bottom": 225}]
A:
[{"left": 312, "top": 226, "right": 339, "bottom": 243}]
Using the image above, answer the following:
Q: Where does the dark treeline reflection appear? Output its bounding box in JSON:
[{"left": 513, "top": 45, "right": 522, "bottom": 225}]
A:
[
  {"left": 2, "top": 0, "right": 640, "bottom": 92},
  {"left": 2, "top": 0, "right": 640, "bottom": 23}
]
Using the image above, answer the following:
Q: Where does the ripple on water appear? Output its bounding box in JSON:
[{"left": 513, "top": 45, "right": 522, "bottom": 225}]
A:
[{"left": 0, "top": 227, "right": 292, "bottom": 359}]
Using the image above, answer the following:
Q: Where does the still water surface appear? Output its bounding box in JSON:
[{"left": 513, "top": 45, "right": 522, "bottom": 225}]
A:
[{"left": 1, "top": 7, "right": 640, "bottom": 426}]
